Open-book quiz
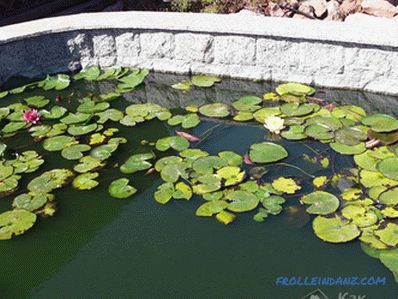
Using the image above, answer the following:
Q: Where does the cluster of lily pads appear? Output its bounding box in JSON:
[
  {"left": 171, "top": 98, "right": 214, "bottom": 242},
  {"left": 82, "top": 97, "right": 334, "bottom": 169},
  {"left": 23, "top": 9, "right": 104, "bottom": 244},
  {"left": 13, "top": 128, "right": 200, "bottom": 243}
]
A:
[{"left": 1, "top": 67, "right": 398, "bottom": 281}]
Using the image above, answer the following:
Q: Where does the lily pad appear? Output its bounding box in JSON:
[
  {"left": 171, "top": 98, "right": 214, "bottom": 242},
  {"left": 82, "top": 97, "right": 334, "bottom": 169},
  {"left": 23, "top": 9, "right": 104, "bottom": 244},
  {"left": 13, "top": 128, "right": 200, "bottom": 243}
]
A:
[
  {"left": 24, "top": 96, "right": 50, "bottom": 108},
  {"left": 12, "top": 192, "right": 48, "bottom": 211},
  {"left": 272, "top": 177, "right": 301, "bottom": 194},
  {"left": 362, "top": 114, "right": 398, "bottom": 133},
  {"left": 154, "top": 183, "right": 175, "bottom": 204},
  {"left": 360, "top": 226, "right": 389, "bottom": 250},
  {"left": 155, "top": 136, "right": 190, "bottom": 152},
  {"left": 216, "top": 210, "right": 236, "bottom": 225},
  {"left": 280, "top": 103, "right": 318, "bottom": 117},
  {"left": 313, "top": 215, "right": 360, "bottom": 243},
  {"left": 233, "top": 111, "right": 254, "bottom": 122},
  {"left": 67, "top": 123, "right": 98, "bottom": 136},
  {"left": 281, "top": 125, "right": 307, "bottom": 140},
  {"left": 77, "top": 99, "right": 110, "bottom": 114},
  {"left": 232, "top": 96, "right": 262, "bottom": 112},
  {"left": 262, "top": 195, "right": 285, "bottom": 215},
  {"left": 109, "top": 178, "right": 137, "bottom": 199},
  {"left": 218, "top": 151, "right": 242, "bottom": 166},
  {"left": 90, "top": 143, "right": 118, "bottom": 161},
  {"left": 300, "top": 191, "right": 340, "bottom": 215},
  {"left": 125, "top": 103, "right": 170, "bottom": 121},
  {"left": 359, "top": 170, "right": 398, "bottom": 188},
  {"left": 1, "top": 121, "right": 29, "bottom": 134},
  {"left": 61, "top": 144, "right": 91, "bottom": 160},
  {"left": 95, "top": 109, "right": 124, "bottom": 124},
  {"left": 61, "top": 112, "right": 91, "bottom": 124},
  {"left": 196, "top": 200, "right": 228, "bottom": 216},
  {"left": 0, "top": 176, "right": 19, "bottom": 197},
  {"left": 191, "top": 75, "right": 221, "bottom": 87},
  {"left": 275, "top": 82, "right": 315, "bottom": 96},
  {"left": 332, "top": 105, "right": 366, "bottom": 121},
  {"left": 330, "top": 142, "right": 366, "bottom": 155},
  {"left": 155, "top": 156, "right": 183, "bottom": 172},
  {"left": 306, "top": 116, "right": 342, "bottom": 131},
  {"left": 354, "top": 151, "right": 379, "bottom": 171},
  {"left": 226, "top": 191, "right": 260, "bottom": 212},
  {"left": 72, "top": 172, "right": 99, "bottom": 190},
  {"left": 375, "top": 222, "right": 398, "bottom": 247},
  {"left": 117, "top": 69, "right": 148, "bottom": 91},
  {"left": 168, "top": 114, "right": 200, "bottom": 129},
  {"left": 43, "top": 135, "right": 75, "bottom": 151},
  {"left": 120, "top": 152, "right": 155, "bottom": 174},
  {"left": 160, "top": 162, "right": 189, "bottom": 183},
  {"left": 249, "top": 142, "right": 288, "bottom": 163},
  {"left": 305, "top": 124, "right": 334, "bottom": 140},
  {"left": 377, "top": 158, "right": 398, "bottom": 180},
  {"left": 335, "top": 127, "right": 367, "bottom": 146},
  {"left": 192, "top": 156, "right": 226, "bottom": 174},
  {"left": 74, "top": 156, "right": 105, "bottom": 173},
  {"left": 179, "top": 149, "right": 209, "bottom": 163},
  {"left": 216, "top": 166, "right": 245, "bottom": 186},
  {"left": 198, "top": 102, "right": 230, "bottom": 119},
  {"left": 379, "top": 188, "right": 398, "bottom": 205},
  {"left": 38, "top": 74, "right": 70, "bottom": 90},
  {"left": 0, "top": 209, "right": 37, "bottom": 240},
  {"left": 173, "top": 182, "right": 192, "bottom": 200},
  {"left": 28, "top": 169, "right": 74, "bottom": 193},
  {"left": 380, "top": 250, "right": 398, "bottom": 280},
  {"left": 74, "top": 66, "right": 101, "bottom": 80},
  {"left": 341, "top": 205, "right": 378, "bottom": 227},
  {"left": 171, "top": 81, "right": 192, "bottom": 91},
  {"left": 253, "top": 107, "right": 281, "bottom": 123},
  {"left": 41, "top": 106, "right": 67, "bottom": 119}
]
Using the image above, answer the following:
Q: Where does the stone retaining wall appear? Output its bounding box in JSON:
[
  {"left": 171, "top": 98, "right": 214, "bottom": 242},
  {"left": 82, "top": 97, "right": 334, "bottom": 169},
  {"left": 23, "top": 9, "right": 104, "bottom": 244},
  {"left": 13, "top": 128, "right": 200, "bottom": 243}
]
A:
[{"left": 0, "top": 11, "right": 397, "bottom": 95}]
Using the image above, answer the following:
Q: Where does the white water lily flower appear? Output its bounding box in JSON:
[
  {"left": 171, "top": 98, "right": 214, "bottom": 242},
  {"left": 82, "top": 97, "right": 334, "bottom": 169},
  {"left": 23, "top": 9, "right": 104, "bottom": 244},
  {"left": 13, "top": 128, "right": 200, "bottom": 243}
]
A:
[{"left": 264, "top": 116, "right": 285, "bottom": 134}]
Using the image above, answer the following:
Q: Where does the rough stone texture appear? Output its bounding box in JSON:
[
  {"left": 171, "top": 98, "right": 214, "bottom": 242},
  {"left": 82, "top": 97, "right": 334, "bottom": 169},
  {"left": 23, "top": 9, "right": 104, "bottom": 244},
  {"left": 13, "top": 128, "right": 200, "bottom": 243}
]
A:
[
  {"left": 92, "top": 34, "right": 116, "bottom": 67},
  {"left": 115, "top": 32, "right": 140, "bottom": 66},
  {"left": 175, "top": 33, "right": 213, "bottom": 63},
  {"left": 0, "top": 11, "right": 397, "bottom": 97},
  {"left": 67, "top": 32, "right": 93, "bottom": 68},
  {"left": 214, "top": 36, "right": 256, "bottom": 65},
  {"left": 140, "top": 32, "right": 174, "bottom": 59}
]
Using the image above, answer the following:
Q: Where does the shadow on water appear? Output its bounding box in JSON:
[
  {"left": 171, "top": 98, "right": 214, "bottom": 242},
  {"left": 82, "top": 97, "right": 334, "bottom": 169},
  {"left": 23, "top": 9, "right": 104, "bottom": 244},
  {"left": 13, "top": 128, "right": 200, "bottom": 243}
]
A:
[{"left": 0, "top": 73, "right": 397, "bottom": 299}]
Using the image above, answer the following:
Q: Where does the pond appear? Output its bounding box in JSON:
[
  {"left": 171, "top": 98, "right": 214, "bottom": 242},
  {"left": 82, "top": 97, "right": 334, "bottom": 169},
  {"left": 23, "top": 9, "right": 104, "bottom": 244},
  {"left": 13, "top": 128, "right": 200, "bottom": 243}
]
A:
[{"left": 0, "top": 68, "right": 398, "bottom": 299}]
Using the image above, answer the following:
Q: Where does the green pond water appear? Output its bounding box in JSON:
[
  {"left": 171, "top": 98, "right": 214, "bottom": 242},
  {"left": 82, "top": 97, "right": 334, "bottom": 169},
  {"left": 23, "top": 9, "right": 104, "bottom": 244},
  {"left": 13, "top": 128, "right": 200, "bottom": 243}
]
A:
[{"left": 0, "top": 71, "right": 398, "bottom": 299}]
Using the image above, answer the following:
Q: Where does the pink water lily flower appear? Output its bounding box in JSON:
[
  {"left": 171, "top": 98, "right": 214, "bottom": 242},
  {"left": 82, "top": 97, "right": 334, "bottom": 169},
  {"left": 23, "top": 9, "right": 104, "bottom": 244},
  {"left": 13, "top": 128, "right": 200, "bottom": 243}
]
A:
[{"left": 23, "top": 109, "right": 41, "bottom": 124}]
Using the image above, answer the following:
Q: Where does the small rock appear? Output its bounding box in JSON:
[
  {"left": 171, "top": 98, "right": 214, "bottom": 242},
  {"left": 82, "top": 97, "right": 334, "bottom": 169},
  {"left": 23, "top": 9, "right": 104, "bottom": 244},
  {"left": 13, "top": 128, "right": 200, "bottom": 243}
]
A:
[
  {"left": 293, "top": 2, "right": 316, "bottom": 18},
  {"left": 361, "top": 0, "right": 398, "bottom": 17},
  {"left": 264, "top": 2, "right": 287, "bottom": 17},
  {"left": 339, "top": 0, "right": 362, "bottom": 16},
  {"left": 325, "top": 0, "right": 345, "bottom": 20},
  {"left": 308, "top": 0, "right": 328, "bottom": 18}
]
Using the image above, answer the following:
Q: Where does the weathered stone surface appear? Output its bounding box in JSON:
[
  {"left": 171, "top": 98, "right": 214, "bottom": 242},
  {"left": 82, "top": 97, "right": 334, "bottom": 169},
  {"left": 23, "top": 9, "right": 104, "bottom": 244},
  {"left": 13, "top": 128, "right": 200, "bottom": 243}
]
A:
[
  {"left": 0, "top": 40, "right": 29, "bottom": 81},
  {"left": 67, "top": 32, "right": 93, "bottom": 68},
  {"left": 140, "top": 32, "right": 174, "bottom": 59},
  {"left": 325, "top": 0, "right": 344, "bottom": 20},
  {"left": 115, "top": 32, "right": 140, "bottom": 66},
  {"left": 344, "top": 47, "right": 392, "bottom": 88},
  {"left": 175, "top": 33, "right": 213, "bottom": 63},
  {"left": 0, "top": 11, "right": 398, "bottom": 96},
  {"left": 361, "top": 0, "right": 398, "bottom": 17},
  {"left": 214, "top": 36, "right": 256, "bottom": 65},
  {"left": 339, "top": 0, "right": 362, "bottom": 17},
  {"left": 256, "top": 39, "right": 302, "bottom": 73},
  {"left": 92, "top": 34, "right": 116, "bottom": 67}
]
